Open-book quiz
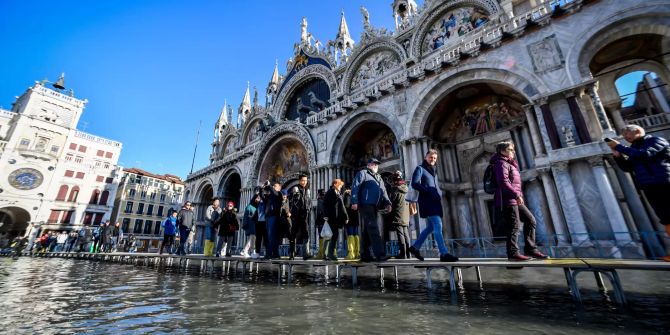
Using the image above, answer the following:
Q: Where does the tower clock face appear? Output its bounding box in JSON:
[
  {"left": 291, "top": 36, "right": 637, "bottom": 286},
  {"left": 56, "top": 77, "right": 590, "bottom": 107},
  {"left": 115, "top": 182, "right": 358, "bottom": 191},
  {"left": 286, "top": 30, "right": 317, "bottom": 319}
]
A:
[{"left": 8, "top": 168, "right": 44, "bottom": 190}]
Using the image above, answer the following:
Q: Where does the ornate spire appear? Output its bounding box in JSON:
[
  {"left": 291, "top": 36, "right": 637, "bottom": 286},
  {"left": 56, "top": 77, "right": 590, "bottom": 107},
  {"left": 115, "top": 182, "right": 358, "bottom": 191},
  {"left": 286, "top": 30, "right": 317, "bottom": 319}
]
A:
[
  {"left": 238, "top": 83, "right": 251, "bottom": 128},
  {"left": 269, "top": 60, "right": 280, "bottom": 88},
  {"left": 336, "top": 11, "right": 354, "bottom": 51},
  {"left": 241, "top": 82, "right": 251, "bottom": 110},
  {"left": 218, "top": 99, "right": 228, "bottom": 125}
]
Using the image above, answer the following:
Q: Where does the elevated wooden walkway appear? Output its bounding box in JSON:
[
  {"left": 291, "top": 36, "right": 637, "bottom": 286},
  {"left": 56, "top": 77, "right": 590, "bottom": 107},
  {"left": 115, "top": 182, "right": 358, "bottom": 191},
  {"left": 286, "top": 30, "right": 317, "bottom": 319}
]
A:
[{"left": 19, "top": 251, "right": 670, "bottom": 305}]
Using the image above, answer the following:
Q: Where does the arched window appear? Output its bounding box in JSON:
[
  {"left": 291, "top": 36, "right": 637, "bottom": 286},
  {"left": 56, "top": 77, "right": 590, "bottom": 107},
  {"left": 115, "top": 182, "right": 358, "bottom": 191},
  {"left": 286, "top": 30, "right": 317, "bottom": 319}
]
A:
[
  {"left": 89, "top": 189, "right": 100, "bottom": 204},
  {"left": 68, "top": 186, "right": 80, "bottom": 202},
  {"left": 56, "top": 185, "right": 69, "bottom": 201},
  {"left": 99, "top": 190, "right": 110, "bottom": 206}
]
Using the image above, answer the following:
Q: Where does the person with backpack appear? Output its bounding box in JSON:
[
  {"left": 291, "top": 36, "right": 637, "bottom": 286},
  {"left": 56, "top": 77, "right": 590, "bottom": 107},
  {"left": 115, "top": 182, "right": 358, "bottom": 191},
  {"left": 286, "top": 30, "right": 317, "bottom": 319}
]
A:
[
  {"left": 491, "top": 141, "right": 548, "bottom": 261},
  {"left": 240, "top": 194, "right": 260, "bottom": 258},
  {"left": 407, "top": 149, "right": 459, "bottom": 262}
]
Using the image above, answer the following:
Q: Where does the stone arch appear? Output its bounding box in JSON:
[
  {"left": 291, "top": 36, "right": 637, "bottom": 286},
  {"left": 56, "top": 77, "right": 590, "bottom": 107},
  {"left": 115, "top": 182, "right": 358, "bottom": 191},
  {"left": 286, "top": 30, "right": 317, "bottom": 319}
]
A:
[
  {"left": 246, "top": 121, "right": 317, "bottom": 187},
  {"left": 408, "top": 66, "right": 546, "bottom": 138},
  {"left": 409, "top": 0, "right": 501, "bottom": 58},
  {"left": 330, "top": 111, "right": 405, "bottom": 166},
  {"left": 342, "top": 38, "right": 407, "bottom": 94},
  {"left": 193, "top": 178, "right": 215, "bottom": 203},
  {"left": 566, "top": 4, "right": 670, "bottom": 82},
  {"left": 272, "top": 64, "right": 338, "bottom": 120},
  {"left": 241, "top": 116, "right": 264, "bottom": 145},
  {"left": 0, "top": 206, "right": 31, "bottom": 236},
  {"left": 219, "top": 133, "right": 239, "bottom": 157},
  {"left": 217, "top": 167, "right": 243, "bottom": 208}
]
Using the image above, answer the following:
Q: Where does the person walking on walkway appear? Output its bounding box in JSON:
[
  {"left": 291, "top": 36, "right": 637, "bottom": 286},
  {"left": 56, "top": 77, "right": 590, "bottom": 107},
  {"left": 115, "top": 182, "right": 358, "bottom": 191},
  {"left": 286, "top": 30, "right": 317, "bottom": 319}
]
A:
[
  {"left": 351, "top": 158, "right": 392, "bottom": 262},
  {"left": 263, "top": 182, "right": 283, "bottom": 259},
  {"left": 102, "top": 221, "right": 114, "bottom": 253},
  {"left": 408, "top": 149, "right": 459, "bottom": 262},
  {"left": 214, "top": 201, "right": 239, "bottom": 257},
  {"left": 254, "top": 196, "right": 267, "bottom": 259},
  {"left": 159, "top": 210, "right": 178, "bottom": 254},
  {"left": 323, "top": 179, "right": 348, "bottom": 261},
  {"left": 176, "top": 201, "right": 195, "bottom": 255},
  {"left": 240, "top": 194, "right": 260, "bottom": 258},
  {"left": 609, "top": 124, "right": 670, "bottom": 261},
  {"left": 204, "top": 198, "right": 222, "bottom": 256},
  {"left": 289, "top": 174, "right": 313, "bottom": 260},
  {"left": 343, "top": 188, "right": 360, "bottom": 260},
  {"left": 389, "top": 171, "right": 411, "bottom": 259},
  {"left": 491, "top": 141, "right": 548, "bottom": 261}
]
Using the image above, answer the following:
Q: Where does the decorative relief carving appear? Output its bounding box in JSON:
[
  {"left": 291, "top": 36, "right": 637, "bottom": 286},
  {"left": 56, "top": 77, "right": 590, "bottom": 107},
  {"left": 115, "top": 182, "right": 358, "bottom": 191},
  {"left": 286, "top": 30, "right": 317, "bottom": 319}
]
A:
[
  {"left": 350, "top": 50, "right": 401, "bottom": 91},
  {"left": 343, "top": 39, "right": 407, "bottom": 94},
  {"left": 421, "top": 6, "right": 489, "bottom": 53},
  {"left": 527, "top": 34, "right": 564, "bottom": 73},
  {"left": 317, "top": 130, "right": 327, "bottom": 153}
]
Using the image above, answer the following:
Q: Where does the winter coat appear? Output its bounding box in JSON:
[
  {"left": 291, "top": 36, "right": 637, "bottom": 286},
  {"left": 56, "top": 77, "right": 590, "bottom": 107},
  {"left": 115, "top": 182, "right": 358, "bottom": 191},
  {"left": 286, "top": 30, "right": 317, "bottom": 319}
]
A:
[
  {"left": 343, "top": 191, "right": 359, "bottom": 227},
  {"left": 614, "top": 134, "right": 670, "bottom": 187},
  {"left": 242, "top": 203, "right": 257, "bottom": 235},
  {"left": 411, "top": 161, "right": 443, "bottom": 218},
  {"left": 263, "top": 186, "right": 283, "bottom": 218},
  {"left": 323, "top": 187, "right": 348, "bottom": 229},
  {"left": 162, "top": 216, "right": 177, "bottom": 236},
  {"left": 490, "top": 153, "right": 523, "bottom": 207},
  {"left": 389, "top": 182, "right": 410, "bottom": 226},
  {"left": 205, "top": 206, "right": 222, "bottom": 227},
  {"left": 177, "top": 208, "right": 195, "bottom": 229},
  {"left": 289, "top": 187, "right": 311, "bottom": 226},
  {"left": 214, "top": 210, "right": 239, "bottom": 237},
  {"left": 350, "top": 168, "right": 391, "bottom": 208}
]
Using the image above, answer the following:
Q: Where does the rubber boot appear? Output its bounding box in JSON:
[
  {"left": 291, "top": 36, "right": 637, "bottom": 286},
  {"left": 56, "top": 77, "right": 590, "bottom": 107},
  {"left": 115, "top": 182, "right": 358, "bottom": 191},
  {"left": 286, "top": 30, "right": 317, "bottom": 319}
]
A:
[
  {"left": 353, "top": 235, "right": 361, "bottom": 259},
  {"left": 345, "top": 236, "right": 356, "bottom": 260},
  {"left": 289, "top": 240, "right": 295, "bottom": 260},
  {"left": 204, "top": 240, "right": 214, "bottom": 257},
  {"left": 317, "top": 238, "right": 325, "bottom": 260},
  {"left": 663, "top": 225, "right": 670, "bottom": 262}
]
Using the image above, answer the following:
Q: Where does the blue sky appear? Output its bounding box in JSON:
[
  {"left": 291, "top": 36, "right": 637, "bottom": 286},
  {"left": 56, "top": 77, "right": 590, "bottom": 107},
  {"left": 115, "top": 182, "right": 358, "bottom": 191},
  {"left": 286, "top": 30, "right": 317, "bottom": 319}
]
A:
[
  {"left": 0, "top": 1, "right": 646, "bottom": 179},
  {"left": 0, "top": 0, "right": 398, "bottom": 178}
]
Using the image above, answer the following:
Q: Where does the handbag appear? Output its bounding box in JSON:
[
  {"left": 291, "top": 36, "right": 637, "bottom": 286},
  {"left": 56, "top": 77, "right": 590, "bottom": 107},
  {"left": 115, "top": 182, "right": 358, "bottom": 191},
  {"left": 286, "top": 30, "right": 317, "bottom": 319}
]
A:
[
  {"left": 406, "top": 184, "right": 418, "bottom": 203},
  {"left": 320, "top": 220, "right": 333, "bottom": 240}
]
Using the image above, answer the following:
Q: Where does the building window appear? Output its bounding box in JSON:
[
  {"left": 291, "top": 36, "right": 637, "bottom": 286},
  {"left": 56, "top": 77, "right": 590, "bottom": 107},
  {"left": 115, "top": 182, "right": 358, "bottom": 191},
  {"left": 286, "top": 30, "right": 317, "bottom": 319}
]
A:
[
  {"left": 133, "top": 219, "right": 143, "bottom": 234},
  {"left": 48, "top": 210, "right": 61, "bottom": 223},
  {"left": 75, "top": 172, "right": 85, "bottom": 179},
  {"left": 143, "top": 221, "right": 152, "bottom": 234},
  {"left": 99, "top": 191, "right": 110, "bottom": 206},
  {"left": 69, "top": 142, "right": 77, "bottom": 150},
  {"left": 137, "top": 203, "right": 144, "bottom": 215},
  {"left": 150, "top": 192, "right": 156, "bottom": 201},
  {"left": 96, "top": 175, "right": 104, "bottom": 182},
  {"left": 93, "top": 213, "right": 104, "bottom": 225},
  {"left": 56, "top": 185, "right": 68, "bottom": 201},
  {"left": 105, "top": 152, "right": 113, "bottom": 159},
  {"left": 50, "top": 145, "right": 60, "bottom": 154},
  {"left": 125, "top": 201, "right": 134, "bottom": 213},
  {"left": 140, "top": 191, "right": 147, "bottom": 199},
  {"left": 104, "top": 163, "right": 110, "bottom": 169},
  {"left": 61, "top": 210, "right": 74, "bottom": 224},
  {"left": 78, "top": 145, "right": 87, "bottom": 153},
  {"left": 122, "top": 218, "right": 131, "bottom": 233},
  {"left": 18, "top": 138, "right": 30, "bottom": 149},
  {"left": 75, "top": 156, "right": 83, "bottom": 163},
  {"left": 83, "top": 212, "right": 93, "bottom": 225},
  {"left": 89, "top": 189, "right": 100, "bottom": 204},
  {"left": 65, "top": 154, "right": 73, "bottom": 161},
  {"left": 64, "top": 170, "right": 74, "bottom": 177},
  {"left": 35, "top": 137, "right": 49, "bottom": 152},
  {"left": 157, "top": 206, "right": 164, "bottom": 217},
  {"left": 68, "top": 186, "right": 80, "bottom": 202},
  {"left": 97, "top": 150, "right": 104, "bottom": 157},
  {"left": 95, "top": 161, "right": 102, "bottom": 168},
  {"left": 105, "top": 177, "right": 113, "bottom": 183},
  {"left": 128, "top": 189, "right": 136, "bottom": 198},
  {"left": 160, "top": 194, "right": 166, "bottom": 203},
  {"left": 146, "top": 204, "right": 154, "bottom": 216},
  {"left": 154, "top": 221, "right": 161, "bottom": 235}
]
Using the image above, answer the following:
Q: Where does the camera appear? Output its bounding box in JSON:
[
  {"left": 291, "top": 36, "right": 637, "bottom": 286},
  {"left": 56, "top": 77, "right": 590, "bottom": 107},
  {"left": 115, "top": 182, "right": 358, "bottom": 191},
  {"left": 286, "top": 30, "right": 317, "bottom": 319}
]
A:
[{"left": 604, "top": 137, "right": 613, "bottom": 142}]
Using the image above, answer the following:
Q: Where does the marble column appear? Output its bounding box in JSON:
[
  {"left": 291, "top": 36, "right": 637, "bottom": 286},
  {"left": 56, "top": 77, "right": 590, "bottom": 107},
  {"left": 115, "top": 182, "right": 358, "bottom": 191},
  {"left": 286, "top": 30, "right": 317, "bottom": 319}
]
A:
[
  {"left": 566, "top": 92, "right": 592, "bottom": 143},
  {"left": 521, "top": 126, "right": 536, "bottom": 168},
  {"left": 537, "top": 98, "right": 562, "bottom": 150},
  {"left": 551, "top": 161, "right": 589, "bottom": 243},
  {"left": 585, "top": 82, "right": 615, "bottom": 136},
  {"left": 603, "top": 101, "right": 626, "bottom": 134},
  {"left": 523, "top": 104, "right": 546, "bottom": 156},
  {"left": 588, "top": 157, "right": 630, "bottom": 241}
]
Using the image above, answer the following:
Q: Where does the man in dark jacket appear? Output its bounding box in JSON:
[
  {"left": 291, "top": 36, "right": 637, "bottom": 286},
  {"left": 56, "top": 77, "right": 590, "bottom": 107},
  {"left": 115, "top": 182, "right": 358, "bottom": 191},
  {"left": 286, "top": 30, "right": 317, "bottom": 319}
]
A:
[
  {"left": 407, "top": 149, "right": 459, "bottom": 262},
  {"left": 176, "top": 201, "right": 195, "bottom": 255},
  {"left": 351, "top": 158, "right": 391, "bottom": 262},
  {"left": 389, "top": 171, "right": 411, "bottom": 259},
  {"left": 263, "top": 182, "right": 283, "bottom": 259},
  {"left": 289, "top": 174, "right": 312, "bottom": 260},
  {"left": 609, "top": 125, "right": 670, "bottom": 261}
]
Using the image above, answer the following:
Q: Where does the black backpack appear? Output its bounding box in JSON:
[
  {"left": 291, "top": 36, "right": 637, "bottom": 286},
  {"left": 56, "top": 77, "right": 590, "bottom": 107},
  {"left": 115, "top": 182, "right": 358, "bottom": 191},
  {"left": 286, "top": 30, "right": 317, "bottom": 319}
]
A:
[{"left": 483, "top": 164, "right": 497, "bottom": 194}]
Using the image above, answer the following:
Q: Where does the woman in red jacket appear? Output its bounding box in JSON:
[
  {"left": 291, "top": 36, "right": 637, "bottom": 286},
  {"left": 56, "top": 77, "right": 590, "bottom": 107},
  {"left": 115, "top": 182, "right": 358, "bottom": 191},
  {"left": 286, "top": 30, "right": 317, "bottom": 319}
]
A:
[{"left": 491, "top": 141, "right": 548, "bottom": 261}]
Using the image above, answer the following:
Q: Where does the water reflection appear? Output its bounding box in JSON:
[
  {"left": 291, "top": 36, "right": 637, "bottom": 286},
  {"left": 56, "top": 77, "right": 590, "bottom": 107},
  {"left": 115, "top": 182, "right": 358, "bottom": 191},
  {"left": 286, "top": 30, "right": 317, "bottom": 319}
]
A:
[{"left": 0, "top": 257, "right": 668, "bottom": 334}]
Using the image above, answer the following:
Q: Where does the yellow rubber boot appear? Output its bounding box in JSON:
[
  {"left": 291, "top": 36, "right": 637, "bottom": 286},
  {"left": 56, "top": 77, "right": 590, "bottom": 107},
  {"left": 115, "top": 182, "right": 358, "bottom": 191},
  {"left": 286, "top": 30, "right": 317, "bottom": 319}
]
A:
[
  {"left": 353, "top": 235, "right": 361, "bottom": 260},
  {"left": 204, "top": 240, "right": 214, "bottom": 257},
  {"left": 317, "top": 238, "right": 325, "bottom": 259},
  {"left": 663, "top": 225, "right": 670, "bottom": 262},
  {"left": 345, "top": 236, "right": 356, "bottom": 260}
]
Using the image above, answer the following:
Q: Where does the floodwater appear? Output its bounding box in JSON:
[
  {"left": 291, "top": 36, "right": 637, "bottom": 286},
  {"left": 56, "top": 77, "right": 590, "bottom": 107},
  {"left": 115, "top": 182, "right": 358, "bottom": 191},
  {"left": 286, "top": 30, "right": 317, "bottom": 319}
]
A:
[{"left": 0, "top": 257, "right": 669, "bottom": 334}]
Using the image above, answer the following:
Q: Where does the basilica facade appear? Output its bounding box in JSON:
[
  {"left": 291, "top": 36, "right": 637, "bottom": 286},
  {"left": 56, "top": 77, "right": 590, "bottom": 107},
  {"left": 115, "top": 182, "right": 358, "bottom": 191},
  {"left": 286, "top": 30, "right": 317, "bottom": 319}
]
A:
[{"left": 185, "top": 0, "right": 670, "bottom": 257}]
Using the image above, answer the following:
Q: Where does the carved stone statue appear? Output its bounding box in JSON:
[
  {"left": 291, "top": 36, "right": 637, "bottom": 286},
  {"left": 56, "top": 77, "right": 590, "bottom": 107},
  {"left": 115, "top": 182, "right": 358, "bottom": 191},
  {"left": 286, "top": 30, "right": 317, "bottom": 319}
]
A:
[
  {"left": 361, "top": 6, "right": 371, "bottom": 30},
  {"left": 562, "top": 126, "right": 576, "bottom": 146},
  {"left": 300, "top": 17, "right": 313, "bottom": 46}
]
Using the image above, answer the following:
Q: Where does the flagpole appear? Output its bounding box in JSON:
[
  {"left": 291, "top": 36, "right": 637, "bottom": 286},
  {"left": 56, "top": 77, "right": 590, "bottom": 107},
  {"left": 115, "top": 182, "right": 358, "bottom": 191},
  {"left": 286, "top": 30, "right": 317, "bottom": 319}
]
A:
[{"left": 190, "top": 120, "right": 202, "bottom": 175}]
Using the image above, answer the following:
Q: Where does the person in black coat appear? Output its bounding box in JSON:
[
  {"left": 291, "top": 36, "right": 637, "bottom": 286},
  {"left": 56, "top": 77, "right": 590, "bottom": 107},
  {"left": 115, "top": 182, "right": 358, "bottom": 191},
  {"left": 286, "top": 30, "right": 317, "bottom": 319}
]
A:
[
  {"left": 609, "top": 125, "right": 670, "bottom": 261},
  {"left": 388, "top": 171, "right": 411, "bottom": 259},
  {"left": 322, "top": 179, "right": 348, "bottom": 261},
  {"left": 214, "top": 202, "right": 239, "bottom": 257}
]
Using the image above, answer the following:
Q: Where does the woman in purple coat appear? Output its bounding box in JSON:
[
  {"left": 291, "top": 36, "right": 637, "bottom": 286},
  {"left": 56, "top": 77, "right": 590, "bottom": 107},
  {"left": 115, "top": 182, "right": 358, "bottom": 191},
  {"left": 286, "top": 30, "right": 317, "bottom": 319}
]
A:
[{"left": 491, "top": 141, "right": 548, "bottom": 261}]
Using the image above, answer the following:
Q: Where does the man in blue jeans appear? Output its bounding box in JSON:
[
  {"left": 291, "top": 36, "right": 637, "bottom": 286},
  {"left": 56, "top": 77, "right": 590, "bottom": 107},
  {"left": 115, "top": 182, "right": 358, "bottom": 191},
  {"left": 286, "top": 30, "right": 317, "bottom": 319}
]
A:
[
  {"left": 408, "top": 149, "right": 459, "bottom": 262},
  {"left": 263, "top": 181, "right": 283, "bottom": 259}
]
